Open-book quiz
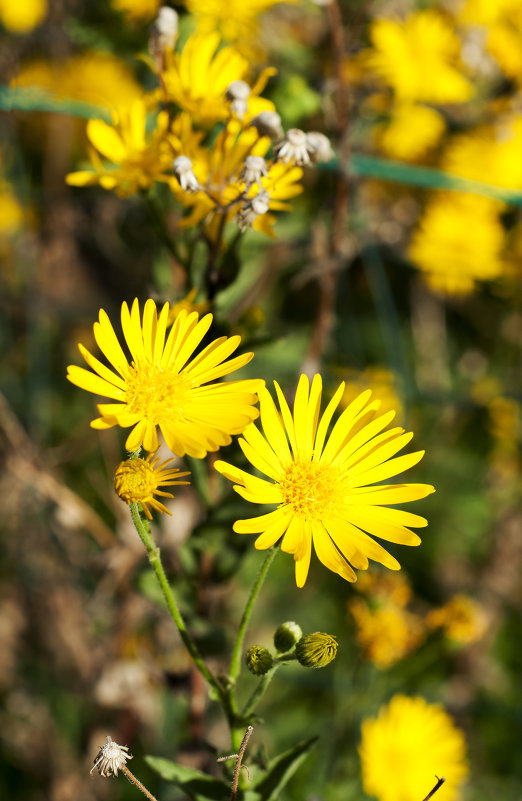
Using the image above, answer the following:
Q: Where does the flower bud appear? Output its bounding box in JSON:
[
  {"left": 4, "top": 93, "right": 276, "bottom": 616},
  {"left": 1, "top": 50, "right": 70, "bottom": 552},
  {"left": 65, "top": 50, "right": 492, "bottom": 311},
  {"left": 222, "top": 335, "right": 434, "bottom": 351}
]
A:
[
  {"left": 295, "top": 632, "right": 338, "bottom": 668},
  {"left": 245, "top": 645, "right": 273, "bottom": 675},
  {"left": 273, "top": 621, "right": 303, "bottom": 653}
]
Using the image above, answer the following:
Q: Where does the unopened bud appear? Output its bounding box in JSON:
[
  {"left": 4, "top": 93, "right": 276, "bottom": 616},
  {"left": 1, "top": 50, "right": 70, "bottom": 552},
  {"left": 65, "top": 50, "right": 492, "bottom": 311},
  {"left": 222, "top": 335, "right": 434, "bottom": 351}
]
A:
[
  {"left": 295, "top": 632, "right": 338, "bottom": 668},
  {"left": 306, "top": 131, "right": 334, "bottom": 163},
  {"left": 173, "top": 155, "right": 200, "bottom": 192},
  {"left": 225, "top": 80, "right": 251, "bottom": 120},
  {"left": 274, "top": 621, "right": 303, "bottom": 652},
  {"left": 249, "top": 110, "right": 284, "bottom": 139},
  {"left": 245, "top": 645, "right": 274, "bottom": 675}
]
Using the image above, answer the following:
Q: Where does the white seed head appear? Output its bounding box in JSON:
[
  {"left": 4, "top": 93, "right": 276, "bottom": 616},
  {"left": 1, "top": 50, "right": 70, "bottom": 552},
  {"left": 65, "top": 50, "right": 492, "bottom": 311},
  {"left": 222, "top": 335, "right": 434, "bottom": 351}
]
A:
[
  {"left": 240, "top": 155, "right": 268, "bottom": 190},
  {"left": 149, "top": 7, "right": 178, "bottom": 58},
  {"left": 274, "top": 128, "right": 310, "bottom": 165},
  {"left": 225, "top": 80, "right": 251, "bottom": 120},
  {"left": 305, "top": 131, "right": 334, "bottom": 163},
  {"left": 249, "top": 111, "right": 283, "bottom": 139},
  {"left": 237, "top": 190, "right": 271, "bottom": 231},
  {"left": 91, "top": 736, "right": 132, "bottom": 778},
  {"left": 173, "top": 155, "right": 201, "bottom": 192}
]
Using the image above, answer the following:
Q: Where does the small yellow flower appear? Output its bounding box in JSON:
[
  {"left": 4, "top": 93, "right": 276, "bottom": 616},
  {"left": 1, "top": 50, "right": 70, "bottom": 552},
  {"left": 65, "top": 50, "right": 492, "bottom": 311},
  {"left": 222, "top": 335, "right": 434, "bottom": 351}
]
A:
[
  {"left": 339, "top": 367, "right": 404, "bottom": 424},
  {"left": 167, "top": 289, "right": 210, "bottom": 324},
  {"left": 157, "top": 31, "right": 276, "bottom": 126},
  {"left": 295, "top": 632, "right": 338, "bottom": 668},
  {"left": 443, "top": 117, "right": 522, "bottom": 190},
  {"left": 409, "top": 193, "right": 505, "bottom": 295},
  {"left": 360, "top": 695, "right": 469, "bottom": 801},
  {"left": 375, "top": 103, "right": 446, "bottom": 161},
  {"left": 356, "top": 570, "right": 412, "bottom": 608},
  {"left": 365, "top": 11, "right": 473, "bottom": 103},
  {"left": 67, "top": 298, "right": 263, "bottom": 458},
  {"left": 427, "top": 594, "right": 488, "bottom": 645},
  {"left": 0, "top": 0, "right": 47, "bottom": 33},
  {"left": 112, "top": 0, "right": 160, "bottom": 21},
  {"left": 114, "top": 451, "right": 190, "bottom": 519},
  {"left": 215, "top": 374, "right": 434, "bottom": 588},
  {"left": 66, "top": 99, "right": 172, "bottom": 197},
  {"left": 349, "top": 597, "right": 425, "bottom": 669}
]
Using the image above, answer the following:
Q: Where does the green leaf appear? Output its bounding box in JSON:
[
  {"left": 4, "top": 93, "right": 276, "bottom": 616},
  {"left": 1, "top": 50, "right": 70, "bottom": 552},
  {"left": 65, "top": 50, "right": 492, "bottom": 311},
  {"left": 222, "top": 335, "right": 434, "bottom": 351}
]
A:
[
  {"left": 252, "top": 737, "right": 317, "bottom": 801},
  {"left": 145, "top": 756, "right": 231, "bottom": 801},
  {"left": 0, "top": 85, "right": 111, "bottom": 122},
  {"left": 348, "top": 153, "right": 522, "bottom": 206}
]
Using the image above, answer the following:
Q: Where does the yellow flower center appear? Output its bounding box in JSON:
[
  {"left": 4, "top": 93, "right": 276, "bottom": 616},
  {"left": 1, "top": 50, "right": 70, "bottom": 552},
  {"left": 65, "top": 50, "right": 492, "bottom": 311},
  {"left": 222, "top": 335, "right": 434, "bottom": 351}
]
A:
[
  {"left": 280, "top": 460, "right": 340, "bottom": 519},
  {"left": 125, "top": 362, "right": 190, "bottom": 423},
  {"left": 114, "top": 459, "right": 157, "bottom": 503}
]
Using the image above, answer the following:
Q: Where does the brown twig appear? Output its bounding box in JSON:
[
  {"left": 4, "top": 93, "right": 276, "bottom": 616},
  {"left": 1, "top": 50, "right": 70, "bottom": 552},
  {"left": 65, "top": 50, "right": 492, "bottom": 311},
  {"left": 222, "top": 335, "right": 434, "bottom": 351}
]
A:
[
  {"left": 121, "top": 765, "right": 159, "bottom": 801},
  {"left": 217, "top": 725, "right": 254, "bottom": 801},
  {"left": 421, "top": 776, "right": 445, "bottom": 801}
]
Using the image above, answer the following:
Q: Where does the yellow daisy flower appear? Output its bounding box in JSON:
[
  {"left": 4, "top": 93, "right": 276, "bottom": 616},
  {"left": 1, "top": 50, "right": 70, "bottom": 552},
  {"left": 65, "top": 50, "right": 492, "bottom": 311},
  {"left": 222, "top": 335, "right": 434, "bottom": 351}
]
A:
[
  {"left": 66, "top": 99, "right": 172, "bottom": 196},
  {"left": 426, "top": 594, "right": 488, "bottom": 645},
  {"left": 157, "top": 31, "right": 276, "bottom": 125},
  {"left": 215, "top": 374, "right": 434, "bottom": 588},
  {"left": 114, "top": 451, "right": 190, "bottom": 519},
  {"left": 0, "top": 0, "right": 47, "bottom": 33},
  {"left": 375, "top": 103, "right": 446, "bottom": 161},
  {"left": 67, "top": 298, "right": 263, "bottom": 458},
  {"left": 360, "top": 695, "right": 469, "bottom": 801},
  {"left": 349, "top": 596, "right": 425, "bottom": 669},
  {"left": 365, "top": 11, "right": 473, "bottom": 104}
]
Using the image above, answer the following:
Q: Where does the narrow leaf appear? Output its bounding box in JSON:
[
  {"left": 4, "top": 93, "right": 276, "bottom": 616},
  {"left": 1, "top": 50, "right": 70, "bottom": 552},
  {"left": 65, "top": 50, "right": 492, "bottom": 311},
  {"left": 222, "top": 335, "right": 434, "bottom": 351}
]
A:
[
  {"left": 145, "top": 756, "right": 230, "bottom": 801},
  {"left": 0, "top": 86, "right": 111, "bottom": 122}
]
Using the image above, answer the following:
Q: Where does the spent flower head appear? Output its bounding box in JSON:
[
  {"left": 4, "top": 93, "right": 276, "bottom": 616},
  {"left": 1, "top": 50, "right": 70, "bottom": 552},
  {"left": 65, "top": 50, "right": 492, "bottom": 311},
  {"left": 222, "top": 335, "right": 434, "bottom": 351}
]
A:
[
  {"left": 274, "top": 129, "right": 311, "bottom": 166},
  {"left": 67, "top": 298, "right": 263, "bottom": 457},
  {"left": 215, "top": 374, "right": 434, "bottom": 587},
  {"left": 114, "top": 451, "right": 190, "bottom": 519},
  {"left": 91, "top": 736, "right": 132, "bottom": 778}
]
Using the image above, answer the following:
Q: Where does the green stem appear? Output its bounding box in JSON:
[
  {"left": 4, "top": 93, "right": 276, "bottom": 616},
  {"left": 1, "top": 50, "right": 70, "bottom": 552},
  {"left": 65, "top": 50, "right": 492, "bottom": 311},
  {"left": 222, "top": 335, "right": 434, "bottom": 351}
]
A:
[
  {"left": 129, "top": 503, "right": 227, "bottom": 707},
  {"left": 241, "top": 663, "right": 280, "bottom": 720},
  {"left": 229, "top": 547, "right": 278, "bottom": 683}
]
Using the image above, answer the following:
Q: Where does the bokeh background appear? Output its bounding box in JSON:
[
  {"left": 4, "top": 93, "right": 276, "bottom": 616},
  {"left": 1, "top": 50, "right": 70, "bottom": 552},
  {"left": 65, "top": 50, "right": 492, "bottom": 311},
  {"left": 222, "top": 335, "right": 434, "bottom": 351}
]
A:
[{"left": 1, "top": 1, "right": 521, "bottom": 800}]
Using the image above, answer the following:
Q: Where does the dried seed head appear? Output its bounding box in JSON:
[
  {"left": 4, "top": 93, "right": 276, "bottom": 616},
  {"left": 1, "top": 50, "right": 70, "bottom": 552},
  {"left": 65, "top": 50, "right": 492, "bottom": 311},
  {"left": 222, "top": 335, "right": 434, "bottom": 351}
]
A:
[
  {"left": 274, "top": 128, "right": 310, "bottom": 166},
  {"left": 240, "top": 155, "right": 268, "bottom": 190},
  {"left": 305, "top": 132, "right": 334, "bottom": 163},
  {"left": 225, "top": 80, "right": 251, "bottom": 120},
  {"left": 237, "top": 190, "right": 270, "bottom": 231},
  {"left": 149, "top": 7, "right": 178, "bottom": 59},
  {"left": 173, "top": 155, "right": 201, "bottom": 192},
  {"left": 91, "top": 736, "right": 132, "bottom": 778},
  {"left": 249, "top": 110, "right": 284, "bottom": 139}
]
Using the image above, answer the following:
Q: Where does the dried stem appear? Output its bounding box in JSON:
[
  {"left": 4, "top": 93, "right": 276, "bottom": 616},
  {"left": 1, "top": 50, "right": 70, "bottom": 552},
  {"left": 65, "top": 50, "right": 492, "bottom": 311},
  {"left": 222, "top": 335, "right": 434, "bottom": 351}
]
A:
[
  {"left": 121, "top": 765, "right": 159, "bottom": 801},
  {"left": 218, "top": 726, "right": 254, "bottom": 801},
  {"left": 421, "top": 776, "right": 445, "bottom": 801}
]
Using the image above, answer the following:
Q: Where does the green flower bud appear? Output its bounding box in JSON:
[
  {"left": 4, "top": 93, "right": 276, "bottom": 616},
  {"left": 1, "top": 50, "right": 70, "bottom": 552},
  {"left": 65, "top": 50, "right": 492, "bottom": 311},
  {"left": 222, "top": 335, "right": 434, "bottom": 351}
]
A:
[
  {"left": 245, "top": 646, "right": 273, "bottom": 676},
  {"left": 295, "top": 632, "right": 338, "bottom": 668},
  {"left": 273, "top": 621, "right": 303, "bottom": 653}
]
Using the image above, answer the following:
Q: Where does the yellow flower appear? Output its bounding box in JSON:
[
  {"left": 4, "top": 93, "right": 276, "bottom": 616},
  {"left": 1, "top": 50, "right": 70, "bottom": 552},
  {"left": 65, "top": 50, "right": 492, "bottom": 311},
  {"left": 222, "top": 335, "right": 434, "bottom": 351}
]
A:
[
  {"left": 339, "top": 367, "right": 404, "bottom": 425},
  {"left": 375, "top": 103, "right": 446, "bottom": 161},
  {"left": 365, "top": 11, "right": 472, "bottom": 103},
  {"left": 170, "top": 118, "right": 303, "bottom": 239},
  {"left": 427, "top": 594, "right": 488, "bottom": 645},
  {"left": 458, "top": 0, "right": 522, "bottom": 25},
  {"left": 185, "top": 0, "right": 295, "bottom": 57},
  {"left": 157, "top": 31, "right": 276, "bottom": 126},
  {"left": 349, "top": 597, "right": 425, "bottom": 669},
  {"left": 12, "top": 52, "right": 143, "bottom": 111},
  {"left": 0, "top": 0, "right": 47, "bottom": 33},
  {"left": 215, "top": 374, "right": 434, "bottom": 588},
  {"left": 66, "top": 99, "right": 172, "bottom": 196},
  {"left": 112, "top": 0, "right": 160, "bottom": 21},
  {"left": 356, "top": 570, "right": 413, "bottom": 609},
  {"left": 409, "top": 193, "right": 505, "bottom": 295},
  {"left": 167, "top": 289, "right": 210, "bottom": 324},
  {"left": 67, "top": 298, "right": 263, "bottom": 457},
  {"left": 443, "top": 116, "right": 522, "bottom": 190},
  {"left": 114, "top": 451, "right": 190, "bottom": 519},
  {"left": 359, "top": 695, "right": 469, "bottom": 801},
  {"left": 0, "top": 183, "right": 24, "bottom": 237},
  {"left": 487, "top": 22, "right": 522, "bottom": 80}
]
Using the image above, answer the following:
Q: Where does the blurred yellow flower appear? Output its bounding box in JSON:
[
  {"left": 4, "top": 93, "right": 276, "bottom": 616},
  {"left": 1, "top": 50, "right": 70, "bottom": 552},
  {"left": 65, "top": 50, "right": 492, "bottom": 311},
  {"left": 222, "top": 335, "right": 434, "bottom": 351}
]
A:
[
  {"left": 365, "top": 11, "right": 473, "bottom": 103},
  {"left": 427, "top": 594, "right": 488, "bottom": 645},
  {"left": 12, "top": 52, "right": 143, "bottom": 112},
  {"left": 409, "top": 193, "right": 505, "bottom": 295},
  {"left": 185, "top": 0, "right": 294, "bottom": 55},
  {"left": 459, "top": 0, "right": 522, "bottom": 25},
  {"left": 339, "top": 367, "right": 404, "bottom": 424},
  {"left": 443, "top": 116, "right": 522, "bottom": 190},
  {"left": 157, "top": 31, "right": 276, "bottom": 125},
  {"left": 349, "top": 596, "right": 425, "bottom": 669},
  {"left": 356, "top": 570, "right": 413, "bottom": 608},
  {"left": 0, "top": 183, "right": 24, "bottom": 237},
  {"left": 215, "top": 374, "right": 434, "bottom": 588},
  {"left": 167, "top": 289, "right": 210, "bottom": 324},
  {"left": 487, "top": 22, "right": 522, "bottom": 80},
  {"left": 0, "top": 0, "right": 47, "bottom": 33},
  {"left": 112, "top": 0, "right": 160, "bottom": 21},
  {"left": 375, "top": 103, "right": 446, "bottom": 161},
  {"left": 114, "top": 451, "right": 190, "bottom": 519},
  {"left": 360, "top": 695, "right": 469, "bottom": 801},
  {"left": 170, "top": 118, "right": 303, "bottom": 239},
  {"left": 66, "top": 100, "right": 172, "bottom": 196},
  {"left": 67, "top": 298, "right": 263, "bottom": 457}
]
